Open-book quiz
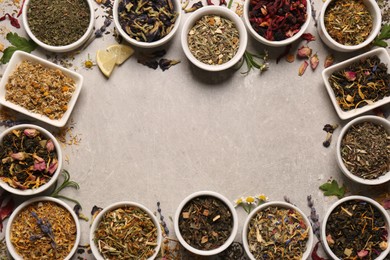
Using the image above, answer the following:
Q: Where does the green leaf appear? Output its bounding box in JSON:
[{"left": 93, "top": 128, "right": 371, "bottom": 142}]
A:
[
  {"left": 0, "top": 32, "right": 37, "bottom": 64},
  {"left": 373, "top": 24, "right": 390, "bottom": 47},
  {"left": 319, "top": 180, "right": 346, "bottom": 199}
]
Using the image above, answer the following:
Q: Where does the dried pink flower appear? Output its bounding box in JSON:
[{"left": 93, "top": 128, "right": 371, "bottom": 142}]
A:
[
  {"left": 11, "top": 152, "right": 27, "bottom": 161},
  {"left": 324, "top": 54, "right": 334, "bottom": 68},
  {"left": 301, "top": 33, "right": 316, "bottom": 42},
  {"left": 46, "top": 139, "right": 55, "bottom": 152},
  {"left": 48, "top": 160, "right": 58, "bottom": 174},
  {"left": 297, "top": 46, "right": 312, "bottom": 58},
  {"left": 23, "top": 129, "right": 39, "bottom": 138},
  {"left": 34, "top": 161, "right": 46, "bottom": 171},
  {"left": 298, "top": 61, "right": 309, "bottom": 76},
  {"left": 357, "top": 250, "right": 368, "bottom": 258},
  {"left": 344, "top": 71, "right": 357, "bottom": 81},
  {"left": 310, "top": 54, "right": 319, "bottom": 70}
]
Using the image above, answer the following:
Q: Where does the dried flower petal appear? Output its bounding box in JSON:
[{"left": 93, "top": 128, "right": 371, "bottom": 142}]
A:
[
  {"left": 298, "top": 61, "right": 309, "bottom": 76},
  {"left": 11, "top": 152, "right": 27, "bottom": 161},
  {"left": 297, "top": 46, "right": 312, "bottom": 59},
  {"left": 34, "top": 161, "right": 46, "bottom": 171},
  {"left": 159, "top": 59, "right": 181, "bottom": 71},
  {"left": 310, "top": 54, "right": 319, "bottom": 70},
  {"left": 48, "top": 159, "right": 58, "bottom": 174},
  {"left": 24, "top": 129, "right": 39, "bottom": 138},
  {"left": 357, "top": 250, "right": 368, "bottom": 258},
  {"left": 301, "top": 33, "right": 316, "bottom": 42},
  {"left": 324, "top": 54, "right": 334, "bottom": 68}
]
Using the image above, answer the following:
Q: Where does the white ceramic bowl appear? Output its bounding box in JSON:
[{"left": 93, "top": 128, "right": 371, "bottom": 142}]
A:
[
  {"left": 181, "top": 6, "right": 248, "bottom": 71},
  {"left": 321, "top": 196, "right": 390, "bottom": 260},
  {"left": 174, "top": 191, "right": 238, "bottom": 256},
  {"left": 317, "top": 0, "right": 381, "bottom": 52},
  {"left": 322, "top": 48, "right": 390, "bottom": 120},
  {"left": 336, "top": 115, "right": 390, "bottom": 185},
  {"left": 113, "top": 0, "right": 181, "bottom": 48},
  {"left": 0, "top": 51, "right": 83, "bottom": 127},
  {"left": 0, "top": 124, "right": 63, "bottom": 196},
  {"left": 242, "top": 201, "right": 314, "bottom": 260},
  {"left": 22, "top": 0, "right": 94, "bottom": 52},
  {"left": 6, "top": 196, "right": 81, "bottom": 260},
  {"left": 90, "top": 201, "right": 162, "bottom": 260},
  {"left": 243, "top": 0, "right": 311, "bottom": 47}
]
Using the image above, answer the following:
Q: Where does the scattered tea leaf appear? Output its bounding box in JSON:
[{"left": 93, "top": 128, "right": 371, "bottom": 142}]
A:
[{"left": 319, "top": 180, "right": 346, "bottom": 199}]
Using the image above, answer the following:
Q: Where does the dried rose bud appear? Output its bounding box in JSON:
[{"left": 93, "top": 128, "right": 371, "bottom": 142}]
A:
[
  {"left": 298, "top": 61, "right": 308, "bottom": 76},
  {"left": 324, "top": 54, "right": 334, "bottom": 68},
  {"left": 48, "top": 160, "right": 58, "bottom": 174},
  {"left": 11, "top": 152, "right": 27, "bottom": 161},
  {"left": 46, "top": 139, "right": 55, "bottom": 152},
  {"left": 357, "top": 250, "right": 368, "bottom": 259},
  {"left": 326, "top": 234, "right": 335, "bottom": 245},
  {"left": 310, "top": 54, "right": 319, "bottom": 70},
  {"left": 344, "top": 71, "right": 357, "bottom": 81},
  {"left": 34, "top": 161, "right": 46, "bottom": 171},
  {"left": 297, "top": 46, "right": 312, "bottom": 58},
  {"left": 24, "top": 129, "right": 39, "bottom": 138},
  {"left": 32, "top": 154, "right": 44, "bottom": 163},
  {"left": 286, "top": 54, "right": 295, "bottom": 63}
]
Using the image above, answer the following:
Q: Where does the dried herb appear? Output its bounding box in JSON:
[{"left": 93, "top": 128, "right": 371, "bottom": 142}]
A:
[
  {"left": 298, "top": 60, "right": 308, "bottom": 76},
  {"left": 340, "top": 121, "right": 390, "bottom": 180},
  {"left": 27, "top": 0, "right": 91, "bottom": 46},
  {"left": 157, "top": 201, "right": 169, "bottom": 235},
  {"left": 94, "top": 206, "right": 158, "bottom": 259},
  {"left": 0, "top": 128, "right": 58, "bottom": 190},
  {"left": 90, "top": 205, "right": 103, "bottom": 225},
  {"left": 188, "top": 15, "right": 239, "bottom": 65},
  {"left": 246, "top": 206, "right": 310, "bottom": 259},
  {"left": 10, "top": 201, "right": 77, "bottom": 259},
  {"left": 297, "top": 46, "right": 312, "bottom": 59},
  {"left": 216, "top": 241, "right": 245, "bottom": 259},
  {"left": 328, "top": 55, "right": 390, "bottom": 111},
  {"left": 178, "top": 196, "right": 233, "bottom": 251},
  {"left": 301, "top": 32, "right": 315, "bottom": 42},
  {"left": 117, "top": 0, "right": 178, "bottom": 42},
  {"left": 324, "top": 0, "right": 372, "bottom": 45},
  {"left": 324, "top": 54, "right": 334, "bottom": 68},
  {"left": 239, "top": 50, "right": 269, "bottom": 75},
  {"left": 0, "top": 32, "right": 37, "bottom": 64},
  {"left": 5, "top": 60, "right": 76, "bottom": 120},
  {"left": 326, "top": 200, "right": 388, "bottom": 259},
  {"left": 307, "top": 195, "right": 320, "bottom": 240},
  {"left": 74, "top": 204, "right": 89, "bottom": 221},
  {"left": 319, "top": 180, "right": 346, "bottom": 199},
  {"left": 81, "top": 18, "right": 112, "bottom": 51},
  {"left": 184, "top": 1, "right": 203, "bottom": 13},
  {"left": 322, "top": 123, "right": 338, "bottom": 147},
  {"left": 248, "top": 0, "right": 308, "bottom": 41},
  {"left": 311, "top": 241, "right": 327, "bottom": 260}
]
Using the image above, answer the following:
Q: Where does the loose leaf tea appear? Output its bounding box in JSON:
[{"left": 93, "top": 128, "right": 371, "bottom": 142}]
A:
[
  {"left": 326, "top": 200, "right": 388, "bottom": 259},
  {"left": 188, "top": 15, "right": 240, "bottom": 65},
  {"left": 10, "top": 201, "right": 77, "bottom": 259},
  {"left": 5, "top": 60, "right": 76, "bottom": 120},
  {"left": 117, "top": 0, "right": 178, "bottom": 43},
  {"left": 248, "top": 0, "right": 308, "bottom": 41},
  {"left": 94, "top": 206, "right": 158, "bottom": 259},
  {"left": 27, "top": 0, "right": 91, "bottom": 46},
  {"left": 324, "top": 0, "right": 372, "bottom": 45},
  {"left": 247, "top": 206, "right": 310, "bottom": 259},
  {"left": 340, "top": 121, "right": 390, "bottom": 180},
  {"left": 178, "top": 196, "right": 233, "bottom": 250},
  {"left": 0, "top": 128, "right": 58, "bottom": 190},
  {"left": 328, "top": 55, "right": 390, "bottom": 111}
]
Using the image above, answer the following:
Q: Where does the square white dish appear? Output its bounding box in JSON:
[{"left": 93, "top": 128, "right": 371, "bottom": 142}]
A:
[
  {"left": 0, "top": 51, "right": 83, "bottom": 127},
  {"left": 322, "top": 48, "right": 390, "bottom": 120}
]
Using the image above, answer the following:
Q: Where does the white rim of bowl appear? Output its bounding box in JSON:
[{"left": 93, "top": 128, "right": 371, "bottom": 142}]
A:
[
  {"left": 0, "top": 124, "right": 63, "bottom": 195},
  {"left": 113, "top": 0, "right": 181, "bottom": 48},
  {"left": 243, "top": 0, "right": 311, "bottom": 46},
  {"left": 336, "top": 115, "right": 390, "bottom": 185},
  {"left": 318, "top": 0, "right": 382, "bottom": 51},
  {"left": 173, "top": 191, "right": 239, "bottom": 256},
  {"left": 5, "top": 196, "right": 81, "bottom": 260},
  {"left": 89, "top": 201, "right": 162, "bottom": 260},
  {"left": 181, "top": 6, "right": 248, "bottom": 71},
  {"left": 22, "top": 0, "right": 94, "bottom": 52},
  {"left": 321, "top": 195, "right": 390, "bottom": 260},
  {"left": 242, "top": 201, "right": 314, "bottom": 260}
]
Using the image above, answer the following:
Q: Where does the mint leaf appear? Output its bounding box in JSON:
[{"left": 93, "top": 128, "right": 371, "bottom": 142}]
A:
[
  {"left": 319, "top": 180, "right": 346, "bottom": 199},
  {"left": 373, "top": 24, "right": 390, "bottom": 47},
  {"left": 0, "top": 32, "right": 37, "bottom": 64}
]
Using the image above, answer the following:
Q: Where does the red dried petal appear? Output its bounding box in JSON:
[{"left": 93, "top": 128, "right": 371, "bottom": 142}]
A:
[
  {"left": 311, "top": 241, "right": 327, "bottom": 260},
  {"left": 301, "top": 33, "right": 316, "bottom": 42},
  {"left": 298, "top": 60, "right": 308, "bottom": 76}
]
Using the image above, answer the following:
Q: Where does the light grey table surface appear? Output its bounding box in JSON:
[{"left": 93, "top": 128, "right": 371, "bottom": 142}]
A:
[{"left": 0, "top": 0, "right": 389, "bottom": 259}]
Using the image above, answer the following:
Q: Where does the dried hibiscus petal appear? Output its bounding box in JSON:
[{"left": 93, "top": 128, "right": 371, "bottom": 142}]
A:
[{"left": 301, "top": 33, "right": 316, "bottom": 42}]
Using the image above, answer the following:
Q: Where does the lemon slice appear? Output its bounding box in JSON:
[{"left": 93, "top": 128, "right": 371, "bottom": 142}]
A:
[
  {"left": 106, "top": 44, "right": 134, "bottom": 65},
  {"left": 96, "top": 49, "right": 117, "bottom": 78}
]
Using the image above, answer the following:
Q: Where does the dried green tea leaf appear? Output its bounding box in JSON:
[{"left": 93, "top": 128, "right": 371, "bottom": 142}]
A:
[{"left": 319, "top": 180, "right": 346, "bottom": 199}]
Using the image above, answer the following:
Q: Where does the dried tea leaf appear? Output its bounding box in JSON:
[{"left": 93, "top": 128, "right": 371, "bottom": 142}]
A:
[{"left": 319, "top": 180, "right": 346, "bottom": 199}]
